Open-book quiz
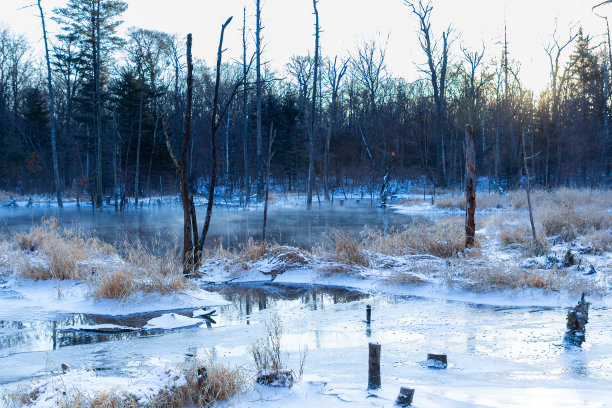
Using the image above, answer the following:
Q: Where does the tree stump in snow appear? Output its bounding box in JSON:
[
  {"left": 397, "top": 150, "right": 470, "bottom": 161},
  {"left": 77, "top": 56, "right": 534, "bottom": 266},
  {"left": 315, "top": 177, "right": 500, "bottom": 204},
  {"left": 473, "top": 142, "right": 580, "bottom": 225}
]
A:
[
  {"left": 368, "top": 342, "right": 381, "bottom": 389},
  {"left": 564, "top": 293, "right": 589, "bottom": 346},
  {"left": 563, "top": 248, "right": 577, "bottom": 267},
  {"left": 426, "top": 353, "right": 447, "bottom": 369},
  {"left": 395, "top": 387, "right": 415, "bottom": 406},
  {"left": 366, "top": 304, "right": 372, "bottom": 323}
]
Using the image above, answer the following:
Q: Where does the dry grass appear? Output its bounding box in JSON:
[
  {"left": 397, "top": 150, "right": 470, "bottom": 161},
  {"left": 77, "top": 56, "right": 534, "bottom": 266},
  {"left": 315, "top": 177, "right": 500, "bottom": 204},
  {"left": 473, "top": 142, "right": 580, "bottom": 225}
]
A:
[
  {"left": 360, "top": 221, "right": 466, "bottom": 258},
  {"left": 4, "top": 358, "right": 245, "bottom": 408},
  {"left": 538, "top": 197, "right": 611, "bottom": 243},
  {"left": 150, "top": 357, "right": 245, "bottom": 407},
  {"left": 91, "top": 242, "right": 191, "bottom": 300},
  {"left": 11, "top": 219, "right": 191, "bottom": 300},
  {"left": 206, "top": 238, "right": 311, "bottom": 278},
  {"left": 327, "top": 231, "right": 370, "bottom": 267},
  {"left": 498, "top": 224, "right": 532, "bottom": 246},
  {"left": 582, "top": 229, "right": 612, "bottom": 253},
  {"left": 15, "top": 219, "right": 114, "bottom": 280},
  {"left": 444, "top": 261, "right": 606, "bottom": 295}
]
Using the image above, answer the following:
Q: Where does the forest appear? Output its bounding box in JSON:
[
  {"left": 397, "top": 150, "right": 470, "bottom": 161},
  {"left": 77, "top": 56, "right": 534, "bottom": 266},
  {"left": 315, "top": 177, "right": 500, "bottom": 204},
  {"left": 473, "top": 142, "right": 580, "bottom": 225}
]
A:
[
  {"left": 1, "top": 1, "right": 612, "bottom": 407},
  {"left": 0, "top": 0, "right": 610, "bottom": 209}
]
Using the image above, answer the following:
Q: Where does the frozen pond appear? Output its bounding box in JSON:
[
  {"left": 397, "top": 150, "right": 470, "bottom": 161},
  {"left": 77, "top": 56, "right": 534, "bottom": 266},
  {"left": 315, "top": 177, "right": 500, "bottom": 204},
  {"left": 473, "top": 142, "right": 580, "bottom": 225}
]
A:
[
  {"left": 0, "top": 199, "right": 426, "bottom": 250},
  {"left": 1, "top": 282, "right": 610, "bottom": 406}
]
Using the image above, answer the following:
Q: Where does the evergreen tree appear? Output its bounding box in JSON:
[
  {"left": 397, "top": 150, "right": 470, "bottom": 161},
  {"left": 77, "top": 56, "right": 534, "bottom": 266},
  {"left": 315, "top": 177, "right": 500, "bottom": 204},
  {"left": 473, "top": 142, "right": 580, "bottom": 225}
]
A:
[{"left": 53, "top": 0, "right": 128, "bottom": 207}]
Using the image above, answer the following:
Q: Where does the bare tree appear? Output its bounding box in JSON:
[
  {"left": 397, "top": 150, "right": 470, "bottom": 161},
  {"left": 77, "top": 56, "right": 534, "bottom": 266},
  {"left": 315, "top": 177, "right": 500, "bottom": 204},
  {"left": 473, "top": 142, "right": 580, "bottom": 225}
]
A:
[
  {"left": 521, "top": 129, "right": 537, "bottom": 245},
  {"left": 307, "top": 0, "right": 320, "bottom": 206},
  {"left": 162, "top": 33, "right": 196, "bottom": 273},
  {"left": 544, "top": 21, "right": 578, "bottom": 186},
  {"left": 242, "top": 7, "right": 250, "bottom": 206},
  {"left": 198, "top": 17, "right": 246, "bottom": 253},
  {"left": 323, "top": 56, "right": 348, "bottom": 200},
  {"left": 255, "top": 0, "right": 264, "bottom": 202},
  {"left": 406, "top": 0, "right": 451, "bottom": 185},
  {"left": 351, "top": 39, "right": 387, "bottom": 118},
  {"left": 263, "top": 123, "right": 275, "bottom": 241},
  {"left": 38, "top": 0, "right": 62, "bottom": 208},
  {"left": 464, "top": 124, "right": 475, "bottom": 248}
]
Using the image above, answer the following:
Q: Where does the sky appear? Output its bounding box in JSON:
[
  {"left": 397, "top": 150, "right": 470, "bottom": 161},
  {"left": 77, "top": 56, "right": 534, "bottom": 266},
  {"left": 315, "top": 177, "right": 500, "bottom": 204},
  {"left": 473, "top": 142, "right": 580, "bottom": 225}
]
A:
[{"left": 1, "top": 0, "right": 610, "bottom": 94}]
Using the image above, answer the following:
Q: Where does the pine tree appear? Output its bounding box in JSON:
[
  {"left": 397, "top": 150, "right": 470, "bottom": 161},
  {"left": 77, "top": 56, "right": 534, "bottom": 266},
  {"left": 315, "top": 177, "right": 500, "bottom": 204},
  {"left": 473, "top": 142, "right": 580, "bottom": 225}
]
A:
[{"left": 53, "top": 0, "right": 128, "bottom": 208}]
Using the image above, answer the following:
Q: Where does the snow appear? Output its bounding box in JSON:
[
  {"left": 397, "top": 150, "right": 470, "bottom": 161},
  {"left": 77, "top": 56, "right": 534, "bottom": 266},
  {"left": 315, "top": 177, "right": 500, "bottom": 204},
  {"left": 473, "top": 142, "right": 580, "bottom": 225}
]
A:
[
  {"left": 15, "top": 366, "right": 186, "bottom": 408},
  {"left": 0, "top": 278, "right": 228, "bottom": 317},
  {"left": 1, "top": 192, "right": 611, "bottom": 407},
  {"left": 143, "top": 313, "right": 206, "bottom": 330}
]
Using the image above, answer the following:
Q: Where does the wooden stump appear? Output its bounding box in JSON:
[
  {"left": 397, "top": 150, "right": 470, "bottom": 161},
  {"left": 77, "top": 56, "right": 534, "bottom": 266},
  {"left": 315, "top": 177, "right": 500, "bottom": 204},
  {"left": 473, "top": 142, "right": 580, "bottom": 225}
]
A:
[
  {"left": 368, "top": 342, "right": 381, "bottom": 389},
  {"left": 366, "top": 304, "right": 372, "bottom": 323},
  {"left": 426, "top": 353, "right": 447, "bottom": 369},
  {"left": 564, "top": 293, "right": 589, "bottom": 346},
  {"left": 395, "top": 386, "right": 415, "bottom": 406}
]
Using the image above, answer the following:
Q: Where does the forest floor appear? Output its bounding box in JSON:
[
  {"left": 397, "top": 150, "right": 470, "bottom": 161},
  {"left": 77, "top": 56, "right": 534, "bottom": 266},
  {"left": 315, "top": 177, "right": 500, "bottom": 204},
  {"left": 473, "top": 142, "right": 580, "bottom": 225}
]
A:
[{"left": 0, "top": 187, "right": 611, "bottom": 407}]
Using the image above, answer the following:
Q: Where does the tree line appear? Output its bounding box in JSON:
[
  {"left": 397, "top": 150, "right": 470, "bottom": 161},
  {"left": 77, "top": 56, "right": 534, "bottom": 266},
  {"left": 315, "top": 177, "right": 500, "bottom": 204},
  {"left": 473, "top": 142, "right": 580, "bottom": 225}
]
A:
[{"left": 0, "top": 0, "right": 610, "bottom": 209}]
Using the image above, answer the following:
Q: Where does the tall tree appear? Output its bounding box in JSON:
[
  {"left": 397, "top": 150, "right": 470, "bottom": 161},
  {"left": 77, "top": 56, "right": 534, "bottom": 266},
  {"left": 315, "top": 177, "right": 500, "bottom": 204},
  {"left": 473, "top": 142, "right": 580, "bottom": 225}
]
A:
[
  {"left": 406, "top": 0, "right": 451, "bottom": 185},
  {"left": 163, "top": 34, "right": 196, "bottom": 273},
  {"left": 198, "top": 17, "right": 244, "bottom": 253},
  {"left": 53, "top": 0, "right": 128, "bottom": 208},
  {"left": 323, "top": 56, "right": 348, "bottom": 200},
  {"left": 255, "top": 0, "right": 264, "bottom": 202},
  {"left": 38, "top": 0, "right": 62, "bottom": 208},
  {"left": 307, "top": 0, "right": 320, "bottom": 206}
]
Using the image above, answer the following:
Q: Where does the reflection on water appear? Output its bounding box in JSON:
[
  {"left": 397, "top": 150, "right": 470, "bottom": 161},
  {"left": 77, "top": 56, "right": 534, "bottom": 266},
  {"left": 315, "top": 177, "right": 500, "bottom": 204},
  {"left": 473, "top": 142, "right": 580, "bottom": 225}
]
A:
[
  {"left": 1, "top": 284, "right": 611, "bottom": 389},
  {"left": 0, "top": 200, "right": 425, "bottom": 251},
  {"left": 0, "top": 284, "right": 370, "bottom": 364}
]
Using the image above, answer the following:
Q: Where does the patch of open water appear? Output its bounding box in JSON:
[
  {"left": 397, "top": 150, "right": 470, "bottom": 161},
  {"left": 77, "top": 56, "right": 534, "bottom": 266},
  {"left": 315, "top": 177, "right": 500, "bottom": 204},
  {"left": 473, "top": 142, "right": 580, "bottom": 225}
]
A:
[{"left": 0, "top": 283, "right": 610, "bottom": 391}]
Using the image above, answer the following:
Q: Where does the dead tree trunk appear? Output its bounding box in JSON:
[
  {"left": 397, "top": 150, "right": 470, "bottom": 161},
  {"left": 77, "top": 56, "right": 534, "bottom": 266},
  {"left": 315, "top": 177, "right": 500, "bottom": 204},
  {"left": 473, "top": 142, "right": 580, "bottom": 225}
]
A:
[
  {"left": 38, "top": 0, "right": 63, "bottom": 208},
  {"left": 242, "top": 8, "right": 250, "bottom": 206},
  {"left": 255, "top": 0, "right": 264, "bottom": 202},
  {"left": 198, "top": 17, "right": 243, "bottom": 253},
  {"left": 162, "top": 34, "right": 196, "bottom": 274},
  {"left": 307, "top": 0, "right": 320, "bottom": 206},
  {"left": 263, "top": 123, "right": 275, "bottom": 242},
  {"left": 521, "top": 130, "right": 537, "bottom": 242},
  {"left": 464, "top": 124, "right": 476, "bottom": 248}
]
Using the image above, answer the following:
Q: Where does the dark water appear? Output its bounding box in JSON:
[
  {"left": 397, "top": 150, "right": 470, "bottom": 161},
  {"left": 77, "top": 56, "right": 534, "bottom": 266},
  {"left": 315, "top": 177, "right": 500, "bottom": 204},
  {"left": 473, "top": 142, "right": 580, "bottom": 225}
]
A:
[{"left": 0, "top": 200, "right": 424, "bottom": 250}]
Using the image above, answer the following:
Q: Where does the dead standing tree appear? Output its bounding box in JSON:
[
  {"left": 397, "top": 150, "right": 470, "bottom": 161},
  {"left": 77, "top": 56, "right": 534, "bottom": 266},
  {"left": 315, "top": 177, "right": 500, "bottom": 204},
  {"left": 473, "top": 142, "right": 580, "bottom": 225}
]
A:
[
  {"left": 197, "top": 16, "right": 245, "bottom": 254},
  {"left": 464, "top": 124, "right": 476, "bottom": 248},
  {"left": 37, "top": 0, "right": 63, "bottom": 208},
  {"left": 263, "top": 123, "right": 275, "bottom": 242},
  {"left": 406, "top": 0, "right": 451, "bottom": 186},
  {"left": 162, "top": 34, "right": 196, "bottom": 273},
  {"left": 163, "top": 21, "right": 244, "bottom": 272},
  {"left": 307, "top": 0, "right": 320, "bottom": 207}
]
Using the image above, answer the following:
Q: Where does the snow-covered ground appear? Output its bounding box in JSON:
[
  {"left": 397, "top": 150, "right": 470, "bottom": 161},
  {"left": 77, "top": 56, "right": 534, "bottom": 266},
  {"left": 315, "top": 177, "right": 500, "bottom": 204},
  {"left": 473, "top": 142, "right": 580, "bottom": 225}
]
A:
[{"left": 1, "top": 192, "right": 611, "bottom": 407}]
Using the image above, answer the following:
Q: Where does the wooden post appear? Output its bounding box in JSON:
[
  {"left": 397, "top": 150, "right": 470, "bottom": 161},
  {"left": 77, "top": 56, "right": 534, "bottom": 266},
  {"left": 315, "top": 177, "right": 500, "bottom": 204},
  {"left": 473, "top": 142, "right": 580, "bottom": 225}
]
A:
[
  {"left": 368, "top": 342, "right": 381, "bottom": 389},
  {"left": 396, "top": 387, "right": 415, "bottom": 406},
  {"left": 366, "top": 304, "right": 371, "bottom": 323},
  {"left": 464, "top": 124, "right": 476, "bottom": 248}
]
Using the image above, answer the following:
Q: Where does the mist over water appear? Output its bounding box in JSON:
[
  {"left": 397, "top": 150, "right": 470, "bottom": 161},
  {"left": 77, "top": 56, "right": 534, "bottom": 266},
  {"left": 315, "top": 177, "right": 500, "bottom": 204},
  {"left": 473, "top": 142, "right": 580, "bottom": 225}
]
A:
[{"left": 0, "top": 199, "right": 426, "bottom": 250}]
